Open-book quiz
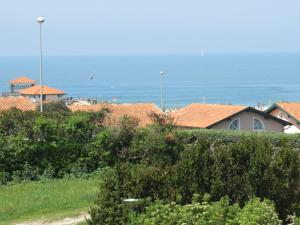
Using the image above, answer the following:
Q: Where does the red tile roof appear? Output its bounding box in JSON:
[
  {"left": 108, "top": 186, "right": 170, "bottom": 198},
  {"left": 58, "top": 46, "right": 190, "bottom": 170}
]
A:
[
  {"left": 0, "top": 96, "right": 36, "bottom": 111},
  {"left": 68, "top": 103, "right": 162, "bottom": 127},
  {"left": 271, "top": 102, "right": 300, "bottom": 122},
  {"left": 9, "top": 77, "right": 35, "bottom": 84},
  {"left": 20, "top": 86, "right": 65, "bottom": 95},
  {"left": 171, "top": 103, "right": 247, "bottom": 128}
]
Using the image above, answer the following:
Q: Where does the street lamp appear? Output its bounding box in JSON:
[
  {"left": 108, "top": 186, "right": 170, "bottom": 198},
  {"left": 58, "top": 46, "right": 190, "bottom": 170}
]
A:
[
  {"left": 37, "top": 16, "right": 45, "bottom": 113},
  {"left": 160, "top": 71, "right": 166, "bottom": 111}
]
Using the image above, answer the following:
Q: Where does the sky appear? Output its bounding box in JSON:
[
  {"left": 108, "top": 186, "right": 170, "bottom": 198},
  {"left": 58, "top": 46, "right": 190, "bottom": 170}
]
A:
[{"left": 1, "top": 0, "right": 300, "bottom": 56}]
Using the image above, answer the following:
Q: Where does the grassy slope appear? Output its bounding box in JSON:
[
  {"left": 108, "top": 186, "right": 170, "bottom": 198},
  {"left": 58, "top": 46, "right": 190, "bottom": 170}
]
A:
[{"left": 0, "top": 177, "right": 99, "bottom": 225}]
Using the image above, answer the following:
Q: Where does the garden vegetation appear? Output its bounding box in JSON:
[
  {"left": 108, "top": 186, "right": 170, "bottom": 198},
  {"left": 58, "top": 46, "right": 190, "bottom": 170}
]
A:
[
  {"left": 0, "top": 175, "right": 99, "bottom": 225},
  {"left": 0, "top": 105, "right": 299, "bottom": 224}
]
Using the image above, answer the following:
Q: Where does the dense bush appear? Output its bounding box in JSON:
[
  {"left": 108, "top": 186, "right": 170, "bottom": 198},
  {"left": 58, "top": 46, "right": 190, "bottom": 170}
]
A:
[
  {"left": 41, "top": 100, "right": 71, "bottom": 113},
  {"left": 0, "top": 109, "right": 299, "bottom": 223},
  {"left": 0, "top": 108, "right": 108, "bottom": 183},
  {"left": 89, "top": 135, "right": 300, "bottom": 223},
  {"left": 128, "top": 197, "right": 281, "bottom": 225}
]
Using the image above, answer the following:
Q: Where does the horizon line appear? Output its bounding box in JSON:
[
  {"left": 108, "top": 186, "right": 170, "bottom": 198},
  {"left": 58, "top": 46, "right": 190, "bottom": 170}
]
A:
[{"left": 1, "top": 50, "right": 300, "bottom": 58}]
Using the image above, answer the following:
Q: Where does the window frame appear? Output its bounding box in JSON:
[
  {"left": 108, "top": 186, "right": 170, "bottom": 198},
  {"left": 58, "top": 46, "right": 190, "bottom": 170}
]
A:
[
  {"left": 253, "top": 117, "right": 265, "bottom": 131},
  {"left": 228, "top": 118, "right": 240, "bottom": 131}
]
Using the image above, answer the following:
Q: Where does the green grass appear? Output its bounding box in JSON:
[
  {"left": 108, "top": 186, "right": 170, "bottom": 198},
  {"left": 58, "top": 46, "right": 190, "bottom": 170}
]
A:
[{"left": 0, "top": 177, "right": 99, "bottom": 225}]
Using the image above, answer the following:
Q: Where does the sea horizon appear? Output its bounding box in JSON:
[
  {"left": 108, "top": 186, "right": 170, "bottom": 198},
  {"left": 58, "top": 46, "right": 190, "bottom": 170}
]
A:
[{"left": 1, "top": 52, "right": 300, "bottom": 108}]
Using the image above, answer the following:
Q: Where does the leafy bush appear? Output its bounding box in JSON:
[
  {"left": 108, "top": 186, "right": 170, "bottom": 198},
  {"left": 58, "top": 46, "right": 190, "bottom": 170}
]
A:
[
  {"left": 89, "top": 134, "right": 300, "bottom": 222},
  {"left": 0, "top": 109, "right": 299, "bottom": 222},
  {"left": 128, "top": 197, "right": 281, "bottom": 225},
  {"left": 41, "top": 100, "right": 71, "bottom": 113},
  {"left": 0, "top": 108, "right": 108, "bottom": 182},
  {"left": 296, "top": 217, "right": 300, "bottom": 225},
  {"left": 88, "top": 168, "right": 128, "bottom": 225},
  {"left": 230, "top": 198, "right": 282, "bottom": 225}
]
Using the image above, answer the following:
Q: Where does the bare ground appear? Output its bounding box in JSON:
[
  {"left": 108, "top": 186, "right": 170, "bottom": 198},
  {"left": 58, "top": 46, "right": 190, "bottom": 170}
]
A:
[{"left": 14, "top": 212, "right": 90, "bottom": 225}]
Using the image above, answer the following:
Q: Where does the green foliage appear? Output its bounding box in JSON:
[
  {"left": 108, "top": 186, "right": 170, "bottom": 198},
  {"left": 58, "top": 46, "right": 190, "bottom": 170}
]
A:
[
  {"left": 263, "top": 146, "right": 300, "bottom": 219},
  {"left": 88, "top": 168, "right": 128, "bottom": 225},
  {"left": 128, "top": 197, "right": 281, "bottom": 225},
  {"left": 89, "top": 133, "right": 300, "bottom": 223},
  {"left": 0, "top": 109, "right": 299, "bottom": 223},
  {"left": 229, "top": 198, "right": 282, "bottom": 225},
  {"left": 296, "top": 217, "right": 300, "bottom": 225},
  {"left": 41, "top": 100, "right": 71, "bottom": 113},
  {"left": 0, "top": 108, "right": 38, "bottom": 136},
  {"left": 0, "top": 109, "right": 108, "bottom": 183}
]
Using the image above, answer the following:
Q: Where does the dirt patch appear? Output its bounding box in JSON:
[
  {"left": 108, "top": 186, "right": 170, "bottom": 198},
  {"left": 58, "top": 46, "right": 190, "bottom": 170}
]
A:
[{"left": 15, "top": 212, "right": 90, "bottom": 225}]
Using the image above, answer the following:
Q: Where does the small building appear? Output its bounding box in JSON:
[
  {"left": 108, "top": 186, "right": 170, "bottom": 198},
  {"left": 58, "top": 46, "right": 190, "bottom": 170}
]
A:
[
  {"left": 171, "top": 103, "right": 290, "bottom": 132},
  {"left": 0, "top": 96, "right": 36, "bottom": 111},
  {"left": 66, "top": 99, "right": 93, "bottom": 106},
  {"left": 68, "top": 103, "right": 162, "bottom": 127},
  {"left": 265, "top": 102, "right": 300, "bottom": 134},
  {"left": 20, "top": 85, "right": 65, "bottom": 102},
  {"left": 8, "top": 76, "right": 36, "bottom": 95}
]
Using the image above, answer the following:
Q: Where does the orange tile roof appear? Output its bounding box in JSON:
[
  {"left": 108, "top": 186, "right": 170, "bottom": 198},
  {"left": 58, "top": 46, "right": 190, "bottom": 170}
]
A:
[
  {"left": 0, "top": 96, "right": 36, "bottom": 111},
  {"left": 68, "top": 103, "right": 162, "bottom": 127},
  {"left": 171, "top": 103, "right": 247, "bottom": 128},
  {"left": 9, "top": 77, "right": 35, "bottom": 84},
  {"left": 275, "top": 102, "right": 300, "bottom": 122},
  {"left": 20, "top": 86, "right": 65, "bottom": 95}
]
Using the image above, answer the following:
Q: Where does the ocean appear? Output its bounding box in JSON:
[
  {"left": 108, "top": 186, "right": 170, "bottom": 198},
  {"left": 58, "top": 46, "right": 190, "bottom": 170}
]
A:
[{"left": 1, "top": 53, "right": 300, "bottom": 108}]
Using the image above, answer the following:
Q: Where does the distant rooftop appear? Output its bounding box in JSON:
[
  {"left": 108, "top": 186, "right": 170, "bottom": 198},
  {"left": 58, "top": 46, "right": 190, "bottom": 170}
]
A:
[
  {"left": 266, "top": 102, "right": 300, "bottom": 123},
  {"left": 68, "top": 103, "right": 162, "bottom": 127},
  {"left": 9, "top": 77, "right": 36, "bottom": 84},
  {"left": 0, "top": 96, "right": 36, "bottom": 111},
  {"left": 171, "top": 103, "right": 247, "bottom": 128},
  {"left": 20, "top": 86, "right": 65, "bottom": 95}
]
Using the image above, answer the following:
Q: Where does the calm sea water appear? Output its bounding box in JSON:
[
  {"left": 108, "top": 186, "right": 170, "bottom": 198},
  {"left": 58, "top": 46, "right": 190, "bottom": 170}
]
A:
[{"left": 1, "top": 53, "right": 300, "bottom": 108}]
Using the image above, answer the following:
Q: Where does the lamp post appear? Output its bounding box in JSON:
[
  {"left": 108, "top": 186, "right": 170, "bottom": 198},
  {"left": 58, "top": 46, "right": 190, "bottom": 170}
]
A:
[
  {"left": 160, "top": 71, "right": 166, "bottom": 111},
  {"left": 37, "top": 16, "right": 45, "bottom": 113}
]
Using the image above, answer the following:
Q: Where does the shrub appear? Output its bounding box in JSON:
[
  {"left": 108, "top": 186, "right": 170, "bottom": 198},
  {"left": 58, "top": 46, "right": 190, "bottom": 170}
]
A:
[
  {"left": 41, "top": 100, "right": 71, "bottom": 113},
  {"left": 0, "top": 109, "right": 299, "bottom": 222},
  {"left": 89, "top": 135, "right": 300, "bottom": 222},
  {"left": 88, "top": 168, "right": 128, "bottom": 225},
  {"left": 128, "top": 197, "right": 281, "bottom": 225},
  {"left": 0, "top": 109, "right": 109, "bottom": 182},
  {"left": 229, "top": 198, "right": 282, "bottom": 225}
]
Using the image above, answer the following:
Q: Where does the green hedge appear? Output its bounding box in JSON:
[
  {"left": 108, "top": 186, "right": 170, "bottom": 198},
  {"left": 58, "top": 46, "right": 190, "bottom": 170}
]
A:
[
  {"left": 1, "top": 108, "right": 299, "bottom": 185},
  {"left": 89, "top": 132, "right": 300, "bottom": 224},
  {"left": 0, "top": 109, "right": 299, "bottom": 223}
]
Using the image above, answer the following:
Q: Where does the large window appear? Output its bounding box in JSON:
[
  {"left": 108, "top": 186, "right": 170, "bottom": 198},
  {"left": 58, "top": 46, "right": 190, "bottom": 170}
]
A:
[
  {"left": 253, "top": 118, "right": 265, "bottom": 131},
  {"left": 229, "top": 118, "right": 240, "bottom": 130}
]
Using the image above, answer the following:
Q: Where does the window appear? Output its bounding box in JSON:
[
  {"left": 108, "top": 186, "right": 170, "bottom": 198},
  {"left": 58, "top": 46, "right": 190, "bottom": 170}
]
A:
[
  {"left": 229, "top": 118, "right": 240, "bottom": 130},
  {"left": 253, "top": 118, "right": 265, "bottom": 131}
]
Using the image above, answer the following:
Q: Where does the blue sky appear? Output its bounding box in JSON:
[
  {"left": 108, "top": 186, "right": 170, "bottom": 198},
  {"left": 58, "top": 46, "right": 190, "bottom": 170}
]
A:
[{"left": 1, "top": 0, "right": 300, "bottom": 56}]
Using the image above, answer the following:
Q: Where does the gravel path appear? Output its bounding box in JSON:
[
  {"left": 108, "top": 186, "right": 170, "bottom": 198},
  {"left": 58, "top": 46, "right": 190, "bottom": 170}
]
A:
[{"left": 15, "top": 212, "right": 90, "bottom": 225}]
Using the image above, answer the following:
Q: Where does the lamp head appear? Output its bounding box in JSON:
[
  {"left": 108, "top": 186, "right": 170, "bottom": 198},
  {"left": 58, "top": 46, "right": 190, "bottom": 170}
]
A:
[
  {"left": 37, "top": 17, "right": 45, "bottom": 23},
  {"left": 160, "top": 71, "right": 165, "bottom": 75}
]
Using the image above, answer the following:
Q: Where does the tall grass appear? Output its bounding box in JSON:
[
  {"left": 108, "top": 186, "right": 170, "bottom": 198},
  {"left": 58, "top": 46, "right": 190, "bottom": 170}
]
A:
[{"left": 0, "top": 177, "right": 99, "bottom": 225}]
